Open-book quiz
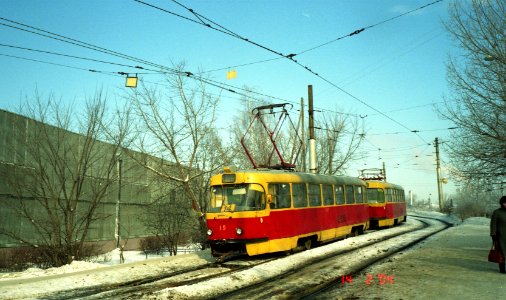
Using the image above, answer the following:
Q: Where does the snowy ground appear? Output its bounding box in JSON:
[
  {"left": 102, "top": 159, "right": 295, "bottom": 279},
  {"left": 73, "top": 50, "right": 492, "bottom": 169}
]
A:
[
  {"left": 316, "top": 214, "right": 505, "bottom": 300},
  {"left": 0, "top": 246, "right": 200, "bottom": 281},
  {"left": 1, "top": 210, "right": 489, "bottom": 299}
]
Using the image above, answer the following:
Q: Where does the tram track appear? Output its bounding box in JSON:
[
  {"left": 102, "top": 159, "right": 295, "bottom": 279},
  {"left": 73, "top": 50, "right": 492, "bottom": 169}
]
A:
[
  {"left": 40, "top": 215, "right": 450, "bottom": 299},
  {"left": 128, "top": 216, "right": 448, "bottom": 299},
  {"left": 218, "top": 216, "right": 450, "bottom": 300},
  {"left": 46, "top": 257, "right": 277, "bottom": 299}
]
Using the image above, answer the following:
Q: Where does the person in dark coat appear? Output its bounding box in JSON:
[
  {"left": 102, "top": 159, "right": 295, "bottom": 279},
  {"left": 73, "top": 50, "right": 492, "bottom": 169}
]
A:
[{"left": 490, "top": 195, "right": 506, "bottom": 273}]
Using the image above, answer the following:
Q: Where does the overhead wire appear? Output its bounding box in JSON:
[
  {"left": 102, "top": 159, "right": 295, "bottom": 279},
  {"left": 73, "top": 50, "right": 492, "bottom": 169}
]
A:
[
  {"left": 0, "top": 43, "right": 148, "bottom": 71},
  {"left": 0, "top": 18, "right": 163, "bottom": 72},
  {"left": 0, "top": 51, "right": 278, "bottom": 111},
  {"left": 1, "top": 17, "right": 361, "bottom": 119},
  {"left": 3, "top": 1, "right": 444, "bottom": 149},
  {"left": 193, "top": 0, "right": 444, "bottom": 74},
  {"left": 295, "top": 0, "right": 444, "bottom": 56},
  {"left": 0, "top": 17, "right": 298, "bottom": 106},
  {"left": 134, "top": 0, "right": 442, "bottom": 144},
  {"left": 0, "top": 52, "right": 117, "bottom": 74}
]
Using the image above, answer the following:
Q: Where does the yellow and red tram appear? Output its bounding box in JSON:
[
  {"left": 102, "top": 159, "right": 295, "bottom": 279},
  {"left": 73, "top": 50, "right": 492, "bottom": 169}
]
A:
[
  {"left": 206, "top": 167, "right": 370, "bottom": 257},
  {"left": 366, "top": 181, "right": 407, "bottom": 228}
]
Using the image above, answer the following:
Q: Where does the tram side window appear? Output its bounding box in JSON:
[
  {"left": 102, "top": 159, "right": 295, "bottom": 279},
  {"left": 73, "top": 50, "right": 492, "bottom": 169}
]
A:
[
  {"left": 268, "top": 183, "right": 291, "bottom": 209},
  {"left": 386, "top": 189, "right": 393, "bottom": 202},
  {"left": 355, "top": 186, "right": 363, "bottom": 203},
  {"left": 209, "top": 186, "right": 224, "bottom": 212},
  {"left": 335, "top": 185, "right": 345, "bottom": 205},
  {"left": 309, "top": 184, "right": 322, "bottom": 207},
  {"left": 292, "top": 183, "right": 308, "bottom": 208},
  {"left": 367, "top": 188, "right": 385, "bottom": 203},
  {"left": 401, "top": 190, "right": 405, "bottom": 202},
  {"left": 345, "top": 185, "right": 355, "bottom": 204},
  {"left": 322, "top": 185, "right": 334, "bottom": 206}
]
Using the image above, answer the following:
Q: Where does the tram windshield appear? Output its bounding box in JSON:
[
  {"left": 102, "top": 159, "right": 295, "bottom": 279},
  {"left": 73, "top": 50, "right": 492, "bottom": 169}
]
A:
[
  {"left": 209, "top": 184, "right": 266, "bottom": 212},
  {"left": 367, "top": 188, "right": 385, "bottom": 203}
]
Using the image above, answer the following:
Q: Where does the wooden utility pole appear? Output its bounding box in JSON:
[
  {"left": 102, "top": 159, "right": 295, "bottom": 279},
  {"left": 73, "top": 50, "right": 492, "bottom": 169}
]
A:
[
  {"left": 308, "top": 85, "right": 317, "bottom": 174},
  {"left": 435, "top": 137, "right": 444, "bottom": 211}
]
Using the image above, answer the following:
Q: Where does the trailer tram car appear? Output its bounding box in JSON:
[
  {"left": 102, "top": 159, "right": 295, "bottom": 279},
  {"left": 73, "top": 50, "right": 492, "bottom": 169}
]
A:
[
  {"left": 206, "top": 167, "right": 370, "bottom": 258},
  {"left": 366, "top": 181, "right": 407, "bottom": 228}
]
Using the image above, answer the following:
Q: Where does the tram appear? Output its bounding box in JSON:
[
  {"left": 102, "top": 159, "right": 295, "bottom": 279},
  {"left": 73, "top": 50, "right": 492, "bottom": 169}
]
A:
[
  {"left": 206, "top": 167, "right": 370, "bottom": 257},
  {"left": 366, "top": 180, "right": 407, "bottom": 228}
]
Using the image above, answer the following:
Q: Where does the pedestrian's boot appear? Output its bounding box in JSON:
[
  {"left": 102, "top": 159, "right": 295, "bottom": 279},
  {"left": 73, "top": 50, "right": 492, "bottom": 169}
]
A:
[{"left": 500, "top": 263, "right": 506, "bottom": 274}]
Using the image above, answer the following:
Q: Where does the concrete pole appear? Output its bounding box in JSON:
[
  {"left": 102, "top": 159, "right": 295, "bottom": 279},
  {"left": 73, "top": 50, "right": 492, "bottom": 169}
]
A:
[
  {"left": 300, "top": 97, "right": 306, "bottom": 173},
  {"left": 308, "top": 85, "right": 317, "bottom": 174},
  {"left": 115, "top": 156, "right": 122, "bottom": 248}
]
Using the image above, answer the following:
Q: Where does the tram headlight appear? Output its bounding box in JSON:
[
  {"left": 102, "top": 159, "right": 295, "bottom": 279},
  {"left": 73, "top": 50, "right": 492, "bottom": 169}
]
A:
[
  {"left": 236, "top": 227, "right": 243, "bottom": 235},
  {"left": 207, "top": 229, "right": 213, "bottom": 236}
]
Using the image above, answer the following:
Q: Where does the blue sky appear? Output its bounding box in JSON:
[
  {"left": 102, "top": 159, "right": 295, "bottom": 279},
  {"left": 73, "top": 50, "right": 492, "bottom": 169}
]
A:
[{"left": 0, "top": 0, "right": 462, "bottom": 202}]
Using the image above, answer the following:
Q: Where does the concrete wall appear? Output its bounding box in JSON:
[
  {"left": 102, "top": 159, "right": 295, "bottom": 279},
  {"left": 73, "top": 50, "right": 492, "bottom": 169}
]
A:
[{"left": 0, "top": 109, "right": 172, "bottom": 248}]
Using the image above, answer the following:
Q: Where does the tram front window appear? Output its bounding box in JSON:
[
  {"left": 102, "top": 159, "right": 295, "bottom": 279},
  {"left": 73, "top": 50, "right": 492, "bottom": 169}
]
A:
[
  {"left": 209, "top": 184, "right": 265, "bottom": 212},
  {"left": 367, "top": 188, "right": 385, "bottom": 204}
]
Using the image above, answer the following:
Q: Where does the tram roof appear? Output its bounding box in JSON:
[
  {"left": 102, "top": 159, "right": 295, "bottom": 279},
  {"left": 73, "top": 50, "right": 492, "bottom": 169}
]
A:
[
  {"left": 365, "top": 180, "right": 404, "bottom": 190},
  {"left": 212, "top": 169, "right": 366, "bottom": 185}
]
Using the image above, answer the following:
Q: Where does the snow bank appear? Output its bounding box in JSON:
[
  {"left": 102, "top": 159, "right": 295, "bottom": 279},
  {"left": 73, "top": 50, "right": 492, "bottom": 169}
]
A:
[
  {"left": 0, "top": 260, "right": 105, "bottom": 280},
  {"left": 462, "top": 217, "right": 490, "bottom": 226},
  {"left": 408, "top": 208, "right": 461, "bottom": 225},
  {"left": 0, "top": 247, "right": 198, "bottom": 281}
]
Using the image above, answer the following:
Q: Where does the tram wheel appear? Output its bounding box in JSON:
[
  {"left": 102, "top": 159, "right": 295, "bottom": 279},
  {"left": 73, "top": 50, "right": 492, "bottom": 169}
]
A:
[{"left": 304, "top": 239, "right": 312, "bottom": 250}]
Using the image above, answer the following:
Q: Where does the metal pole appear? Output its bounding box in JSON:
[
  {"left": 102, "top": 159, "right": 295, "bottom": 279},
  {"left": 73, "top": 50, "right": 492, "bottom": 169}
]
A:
[{"left": 308, "top": 85, "right": 317, "bottom": 174}]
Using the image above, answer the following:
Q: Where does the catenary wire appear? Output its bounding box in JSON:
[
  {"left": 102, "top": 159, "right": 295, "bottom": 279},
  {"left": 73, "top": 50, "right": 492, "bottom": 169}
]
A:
[{"left": 134, "top": 0, "right": 438, "bottom": 144}]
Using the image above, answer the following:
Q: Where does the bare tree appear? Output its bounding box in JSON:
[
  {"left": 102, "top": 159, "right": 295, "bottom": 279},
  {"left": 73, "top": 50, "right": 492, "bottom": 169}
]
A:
[
  {"left": 315, "top": 112, "right": 364, "bottom": 175},
  {"left": 126, "top": 63, "right": 230, "bottom": 244},
  {"left": 439, "top": 0, "right": 506, "bottom": 188},
  {"left": 0, "top": 91, "right": 129, "bottom": 267},
  {"left": 143, "top": 187, "right": 193, "bottom": 256},
  {"left": 232, "top": 96, "right": 364, "bottom": 174},
  {"left": 231, "top": 98, "right": 291, "bottom": 169}
]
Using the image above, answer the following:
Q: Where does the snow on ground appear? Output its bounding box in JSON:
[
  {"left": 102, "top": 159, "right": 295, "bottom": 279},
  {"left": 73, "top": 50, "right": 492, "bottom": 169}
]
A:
[
  {"left": 0, "top": 210, "right": 483, "bottom": 299},
  {"left": 148, "top": 215, "right": 445, "bottom": 299},
  {"left": 0, "top": 260, "right": 107, "bottom": 281},
  {"left": 0, "top": 247, "right": 214, "bottom": 299},
  {"left": 316, "top": 214, "right": 504, "bottom": 300},
  {"left": 408, "top": 207, "right": 462, "bottom": 225},
  {"left": 0, "top": 245, "right": 201, "bottom": 281}
]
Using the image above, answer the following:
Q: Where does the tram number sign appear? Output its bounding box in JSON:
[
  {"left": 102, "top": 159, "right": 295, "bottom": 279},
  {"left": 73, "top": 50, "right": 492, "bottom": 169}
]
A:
[{"left": 222, "top": 204, "right": 234, "bottom": 212}]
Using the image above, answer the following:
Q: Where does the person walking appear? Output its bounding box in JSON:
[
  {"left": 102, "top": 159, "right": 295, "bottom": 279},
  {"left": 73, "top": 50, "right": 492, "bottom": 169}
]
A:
[{"left": 490, "top": 195, "right": 506, "bottom": 273}]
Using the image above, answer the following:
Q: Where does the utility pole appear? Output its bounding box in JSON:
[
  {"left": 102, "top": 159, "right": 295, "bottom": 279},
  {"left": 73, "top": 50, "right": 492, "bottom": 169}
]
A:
[
  {"left": 382, "top": 161, "right": 387, "bottom": 181},
  {"left": 115, "top": 154, "right": 122, "bottom": 248},
  {"left": 308, "top": 85, "right": 317, "bottom": 174},
  {"left": 434, "top": 137, "right": 444, "bottom": 211},
  {"left": 300, "top": 97, "right": 306, "bottom": 173}
]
